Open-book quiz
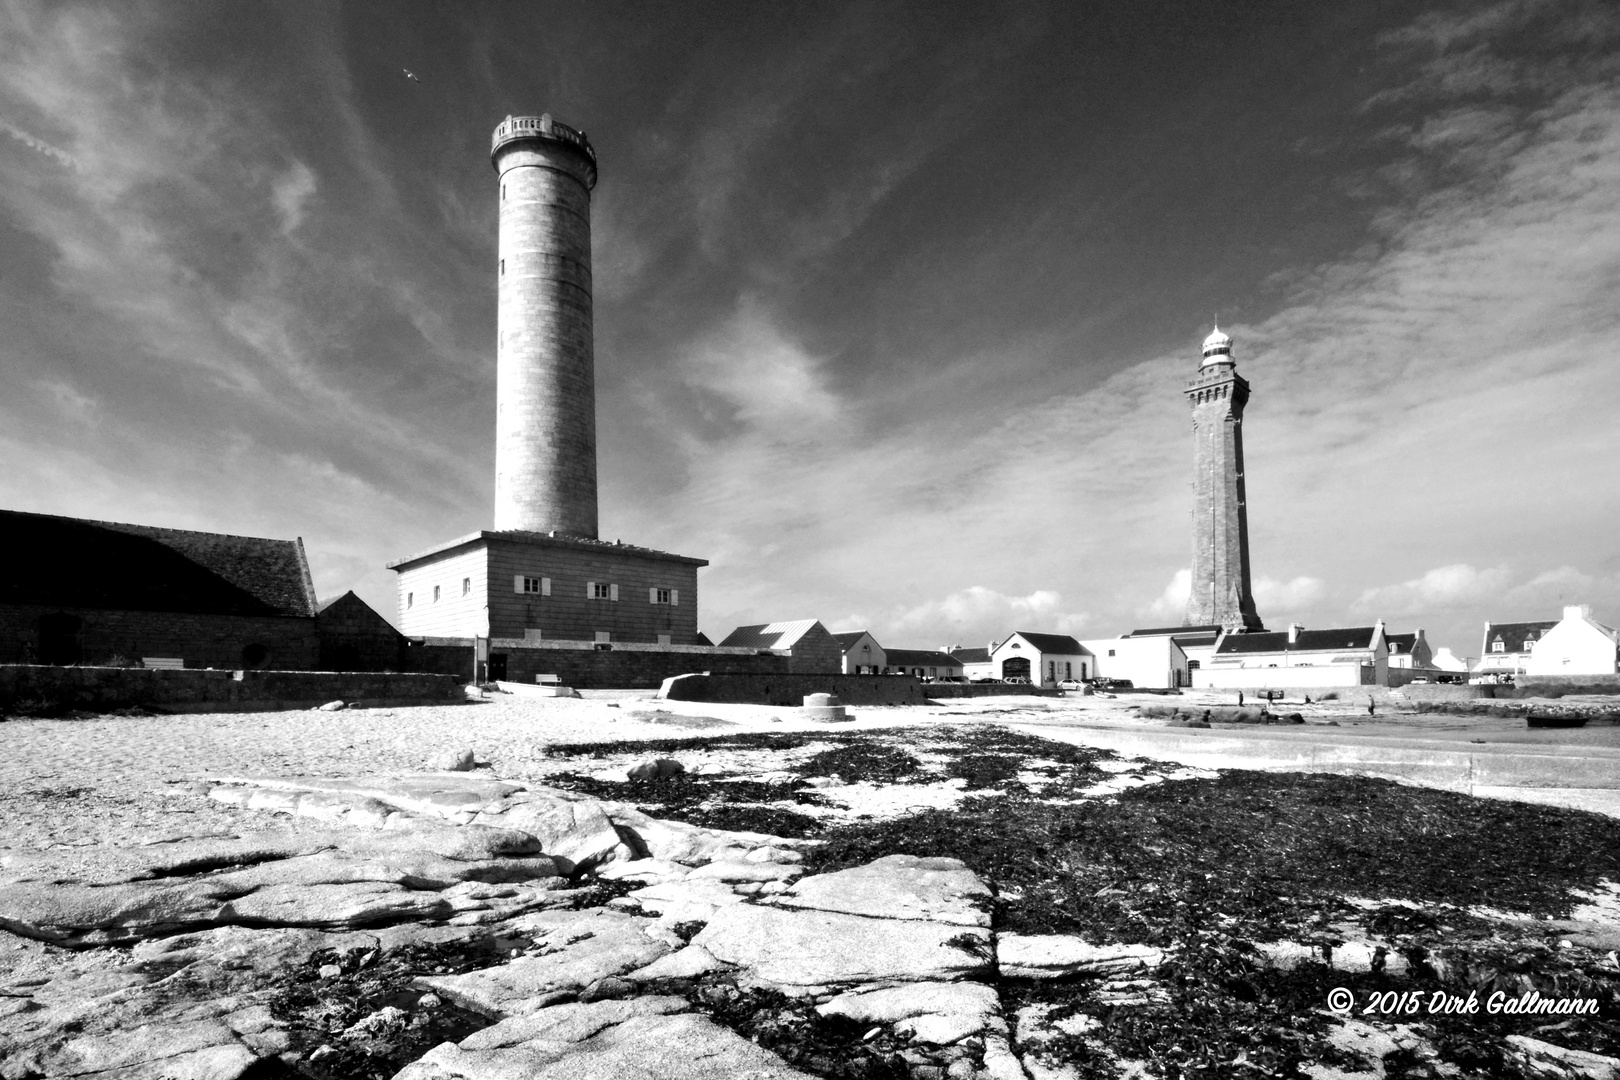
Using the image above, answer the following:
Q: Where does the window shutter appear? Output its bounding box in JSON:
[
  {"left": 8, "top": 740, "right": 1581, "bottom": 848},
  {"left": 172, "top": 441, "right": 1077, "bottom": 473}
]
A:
[
  {"left": 541, "top": 577, "right": 551, "bottom": 596},
  {"left": 671, "top": 589, "right": 679, "bottom": 606},
  {"left": 514, "top": 575, "right": 524, "bottom": 594},
  {"left": 610, "top": 583, "right": 619, "bottom": 601},
  {"left": 649, "top": 587, "right": 658, "bottom": 604},
  {"left": 587, "top": 581, "right": 596, "bottom": 597}
]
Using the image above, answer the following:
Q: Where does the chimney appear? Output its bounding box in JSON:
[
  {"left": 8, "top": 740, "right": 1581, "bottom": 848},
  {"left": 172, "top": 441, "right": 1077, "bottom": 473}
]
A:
[
  {"left": 1566, "top": 604, "right": 1592, "bottom": 621},
  {"left": 1287, "top": 622, "right": 1301, "bottom": 644}
]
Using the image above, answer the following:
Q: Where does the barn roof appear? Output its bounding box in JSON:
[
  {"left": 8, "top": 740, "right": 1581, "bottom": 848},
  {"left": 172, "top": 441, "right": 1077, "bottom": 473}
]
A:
[{"left": 0, "top": 508, "right": 317, "bottom": 617}]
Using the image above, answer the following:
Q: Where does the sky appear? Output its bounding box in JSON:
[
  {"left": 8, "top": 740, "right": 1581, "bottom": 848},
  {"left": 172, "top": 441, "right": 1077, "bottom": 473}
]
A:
[{"left": 2, "top": 0, "right": 1618, "bottom": 663}]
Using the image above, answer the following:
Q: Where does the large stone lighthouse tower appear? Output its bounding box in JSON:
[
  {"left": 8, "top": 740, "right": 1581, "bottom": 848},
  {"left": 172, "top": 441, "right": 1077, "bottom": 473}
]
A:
[
  {"left": 491, "top": 114, "right": 599, "bottom": 538},
  {"left": 1183, "top": 327, "right": 1264, "bottom": 633}
]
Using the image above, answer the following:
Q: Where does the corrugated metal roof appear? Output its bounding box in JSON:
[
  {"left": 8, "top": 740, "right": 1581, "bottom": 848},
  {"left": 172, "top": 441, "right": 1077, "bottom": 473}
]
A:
[{"left": 719, "top": 619, "right": 824, "bottom": 650}]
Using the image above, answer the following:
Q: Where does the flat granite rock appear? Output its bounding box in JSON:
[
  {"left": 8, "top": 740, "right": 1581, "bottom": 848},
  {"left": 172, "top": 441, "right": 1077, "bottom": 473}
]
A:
[
  {"left": 692, "top": 904, "right": 990, "bottom": 989},
  {"left": 420, "top": 910, "right": 672, "bottom": 1018},
  {"left": 44, "top": 1018, "right": 257, "bottom": 1080},
  {"left": 471, "top": 795, "right": 623, "bottom": 875},
  {"left": 208, "top": 774, "right": 526, "bottom": 820},
  {"left": 459, "top": 995, "right": 690, "bottom": 1050},
  {"left": 394, "top": 1012, "right": 817, "bottom": 1080},
  {"left": 769, "top": 855, "right": 991, "bottom": 928},
  {"left": 997, "top": 936, "right": 1165, "bottom": 979}
]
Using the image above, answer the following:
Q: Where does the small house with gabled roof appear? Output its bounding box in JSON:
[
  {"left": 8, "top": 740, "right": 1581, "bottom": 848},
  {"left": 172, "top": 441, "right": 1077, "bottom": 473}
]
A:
[
  {"left": 990, "top": 631, "right": 1092, "bottom": 687},
  {"left": 883, "top": 648, "right": 964, "bottom": 680},
  {"left": 719, "top": 619, "right": 841, "bottom": 673},
  {"left": 833, "top": 630, "right": 885, "bottom": 674}
]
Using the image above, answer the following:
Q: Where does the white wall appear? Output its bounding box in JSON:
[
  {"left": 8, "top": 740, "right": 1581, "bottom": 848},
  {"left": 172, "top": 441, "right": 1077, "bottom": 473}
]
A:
[
  {"left": 991, "top": 635, "right": 1091, "bottom": 686},
  {"left": 1194, "top": 663, "right": 1372, "bottom": 689},
  {"left": 1080, "top": 636, "right": 1186, "bottom": 688},
  {"left": 1526, "top": 609, "right": 1618, "bottom": 676}
]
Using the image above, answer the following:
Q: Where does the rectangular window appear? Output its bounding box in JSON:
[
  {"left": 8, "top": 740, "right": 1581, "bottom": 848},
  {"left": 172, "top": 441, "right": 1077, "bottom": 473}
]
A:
[
  {"left": 406, "top": 592, "right": 413, "bottom": 609},
  {"left": 500, "top": 258, "right": 505, "bottom": 275},
  {"left": 590, "top": 581, "right": 610, "bottom": 599},
  {"left": 462, "top": 577, "right": 471, "bottom": 597},
  {"left": 517, "top": 576, "right": 548, "bottom": 595},
  {"left": 433, "top": 585, "right": 441, "bottom": 602},
  {"left": 1108, "top": 649, "right": 1116, "bottom": 657},
  {"left": 1493, "top": 642, "right": 1504, "bottom": 652},
  {"left": 651, "top": 587, "right": 672, "bottom": 604},
  {"left": 1066, "top": 662, "right": 1072, "bottom": 678}
]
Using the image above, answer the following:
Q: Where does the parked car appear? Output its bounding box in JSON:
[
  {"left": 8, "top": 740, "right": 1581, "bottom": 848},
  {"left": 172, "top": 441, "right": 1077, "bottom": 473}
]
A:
[
  {"left": 1057, "top": 679, "right": 1086, "bottom": 691},
  {"left": 1411, "top": 677, "right": 1430, "bottom": 684},
  {"left": 1435, "top": 674, "right": 1461, "bottom": 684},
  {"left": 1089, "top": 677, "right": 1134, "bottom": 691}
]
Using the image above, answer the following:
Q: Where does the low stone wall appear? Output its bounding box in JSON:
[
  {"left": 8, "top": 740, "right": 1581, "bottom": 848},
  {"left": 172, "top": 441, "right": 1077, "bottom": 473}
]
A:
[
  {"left": 661, "top": 673, "right": 929, "bottom": 706},
  {"left": 1204, "top": 685, "right": 1496, "bottom": 705},
  {"left": 923, "top": 683, "right": 1062, "bottom": 699},
  {"left": 403, "top": 638, "right": 791, "bottom": 689},
  {"left": 1515, "top": 674, "right": 1620, "bottom": 696},
  {"left": 0, "top": 664, "right": 466, "bottom": 714}
]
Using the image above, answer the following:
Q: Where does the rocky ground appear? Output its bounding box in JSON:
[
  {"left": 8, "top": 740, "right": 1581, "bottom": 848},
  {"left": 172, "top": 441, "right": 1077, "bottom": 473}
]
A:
[{"left": 3, "top": 692, "right": 1620, "bottom": 1079}]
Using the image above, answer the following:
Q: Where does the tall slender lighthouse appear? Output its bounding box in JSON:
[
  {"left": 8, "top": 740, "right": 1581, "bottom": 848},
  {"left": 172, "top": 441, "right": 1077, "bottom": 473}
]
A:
[
  {"left": 1183, "top": 327, "right": 1264, "bottom": 633},
  {"left": 491, "top": 114, "right": 599, "bottom": 538}
]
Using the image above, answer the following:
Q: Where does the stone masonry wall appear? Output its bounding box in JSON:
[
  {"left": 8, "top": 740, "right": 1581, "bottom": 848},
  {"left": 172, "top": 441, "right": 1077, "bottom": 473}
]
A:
[
  {"left": 494, "top": 134, "right": 598, "bottom": 537},
  {"left": 0, "top": 603, "right": 318, "bottom": 670},
  {"left": 0, "top": 664, "right": 464, "bottom": 713},
  {"left": 661, "top": 673, "right": 929, "bottom": 706},
  {"left": 486, "top": 539, "right": 700, "bottom": 644}
]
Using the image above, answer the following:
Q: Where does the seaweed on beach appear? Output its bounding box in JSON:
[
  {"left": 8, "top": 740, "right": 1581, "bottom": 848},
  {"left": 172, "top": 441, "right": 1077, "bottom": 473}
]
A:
[
  {"left": 541, "top": 731, "right": 815, "bottom": 758},
  {"left": 266, "top": 934, "right": 519, "bottom": 1080}
]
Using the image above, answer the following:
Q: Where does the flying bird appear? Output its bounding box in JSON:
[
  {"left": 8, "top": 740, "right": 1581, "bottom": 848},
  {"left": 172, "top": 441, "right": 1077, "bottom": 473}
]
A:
[{"left": 403, "top": 68, "right": 420, "bottom": 83}]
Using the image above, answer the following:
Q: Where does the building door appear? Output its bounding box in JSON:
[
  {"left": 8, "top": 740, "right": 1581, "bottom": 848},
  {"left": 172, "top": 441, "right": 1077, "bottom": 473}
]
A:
[
  {"left": 487, "top": 653, "right": 507, "bottom": 681},
  {"left": 1001, "top": 656, "right": 1031, "bottom": 682},
  {"left": 38, "top": 612, "right": 82, "bottom": 666}
]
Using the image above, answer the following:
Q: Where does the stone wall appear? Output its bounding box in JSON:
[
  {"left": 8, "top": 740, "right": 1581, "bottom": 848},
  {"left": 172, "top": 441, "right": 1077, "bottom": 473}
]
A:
[
  {"left": 0, "top": 664, "right": 465, "bottom": 713},
  {"left": 1514, "top": 674, "right": 1620, "bottom": 696},
  {"left": 922, "top": 683, "right": 1062, "bottom": 699},
  {"left": 0, "top": 603, "right": 318, "bottom": 671},
  {"left": 661, "top": 673, "right": 929, "bottom": 706},
  {"left": 401, "top": 638, "right": 789, "bottom": 689},
  {"left": 315, "top": 593, "right": 405, "bottom": 672}
]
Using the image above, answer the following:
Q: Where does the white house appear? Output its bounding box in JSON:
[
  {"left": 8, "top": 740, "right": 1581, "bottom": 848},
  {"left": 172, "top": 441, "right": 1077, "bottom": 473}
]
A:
[
  {"left": 1123, "top": 625, "right": 1222, "bottom": 681},
  {"left": 1080, "top": 634, "right": 1189, "bottom": 689},
  {"left": 1525, "top": 605, "right": 1619, "bottom": 677},
  {"left": 1431, "top": 647, "right": 1469, "bottom": 673},
  {"left": 834, "top": 630, "right": 885, "bottom": 674},
  {"left": 991, "top": 632, "right": 1092, "bottom": 688},
  {"left": 1475, "top": 619, "right": 1558, "bottom": 677},
  {"left": 1196, "top": 622, "right": 1389, "bottom": 689},
  {"left": 949, "top": 646, "right": 995, "bottom": 681},
  {"left": 884, "top": 648, "right": 965, "bottom": 680},
  {"left": 1383, "top": 630, "right": 1434, "bottom": 670}
]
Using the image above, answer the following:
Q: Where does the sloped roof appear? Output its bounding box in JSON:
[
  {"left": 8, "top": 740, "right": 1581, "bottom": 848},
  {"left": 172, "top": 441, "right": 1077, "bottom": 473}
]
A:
[
  {"left": 885, "top": 648, "right": 961, "bottom": 668},
  {"left": 1385, "top": 632, "right": 1418, "bottom": 653},
  {"left": 1218, "top": 626, "right": 1379, "bottom": 655},
  {"left": 951, "top": 647, "right": 991, "bottom": 664},
  {"left": 1005, "top": 631, "right": 1086, "bottom": 654},
  {"left": 1127, "top": 624, "right": 1223, "bottom": 638},
  {"left": 720, "top": 619, "right": 826, "bottom": 650},
  {"left": 0, "top": 509, "right": 317, "bottom": 617},
  {"left": 1482, "top": 621, "right": 1558, "bottom": 652},
  {"left": 833, "top": 631, "right": 875, "bottom": 651},
  {"left": 695, "top": 631, "right": 713, "bottom": 647}
]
